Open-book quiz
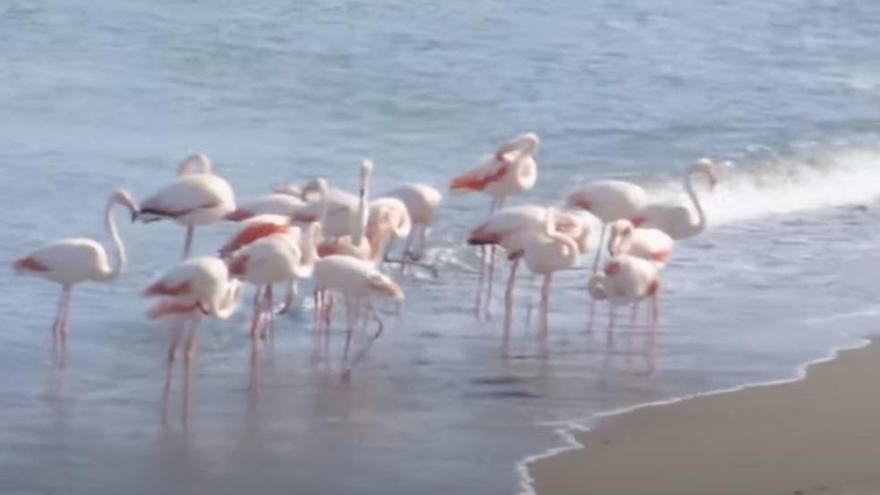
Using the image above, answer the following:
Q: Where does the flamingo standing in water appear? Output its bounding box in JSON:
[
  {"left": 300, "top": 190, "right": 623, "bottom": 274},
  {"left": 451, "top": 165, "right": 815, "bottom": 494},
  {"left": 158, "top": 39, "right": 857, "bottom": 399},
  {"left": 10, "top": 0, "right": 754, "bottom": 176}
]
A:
[
  {"left": 607, "top": 219, "right": 674, "bottom": 267},
  {"left": 565, "top": 180, "right": 647, "bottom": 274},
  {"left": 450, "top": 133, "right": 540, "bottom": 318},
  {"left": 382, "top": 183, "right": 442, "bottom": 261},
  {"left": 293, "top": 161, "right": 374, "bottom": 241},
  {"left": 135, "top": 154, "right": 236, "bottom": 259},
  {"left": 143, "top": 256, "right": 242, "bottom": 426},
  {"left": 227, "top": 222, "right": 320, "bottom": 339},
  {"left": 589, "top": 254, "right": 662, "bottom": 337},
  {"left": 468, "top": 205, "right": 590, "bottom": 320},
  {"left": 12, "top": 189, "right": 138, "bottom": 358},
  {"left": 516, "top": 210, "right": 580, "bottom": 350},
  {"left": 631, "top": 158, "right": 719, "bottom": 239},
  {"left": 312, "top": 255, "right": 404, "bottom": 380}
]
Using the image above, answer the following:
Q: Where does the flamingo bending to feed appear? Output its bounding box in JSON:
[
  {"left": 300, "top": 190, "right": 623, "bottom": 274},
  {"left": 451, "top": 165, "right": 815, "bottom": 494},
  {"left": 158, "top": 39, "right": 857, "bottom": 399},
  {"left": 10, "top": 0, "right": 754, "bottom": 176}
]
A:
[
  {"left": 382, "top": 183, "right": 442, "bottom": 261},
  {"left": 227, "top": 222, "right": 320, "bottom": 339},
  {"left": 607, "top": 219, "right": 674, "bottom": 268},
  {"left": 515, "top": 210, "right": 580, "bottom": 348},
  {"left": 631, "top": 158, "right": 719, "bottom": 239},
  {"left": 12, "top": 189, "right": 138, "bottom": 354},
  {"left": 312, "top": 255, "right": 404, "bottom": 379},
  {"left": 144, "top": 256, "right": 242, "bottom": 425},
  {"left": 566, "top": 179, "right": 647, "bottom": 274},
  {"left": 135, "top": 154, "right": 236, "bottom": 259},
  {"left": 451, "top": 133, "right": 540, "bottom": 316},
  {"left": 468, "top": 205, "right": 590, "bottom": 319},
  {"left": 588, "top": 254, "right": 662, "bottom": 336}
]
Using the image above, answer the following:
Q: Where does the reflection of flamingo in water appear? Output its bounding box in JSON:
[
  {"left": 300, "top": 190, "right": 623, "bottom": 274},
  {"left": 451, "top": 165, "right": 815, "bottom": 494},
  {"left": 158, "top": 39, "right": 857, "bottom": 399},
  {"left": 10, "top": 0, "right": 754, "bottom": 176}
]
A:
[
  {"left": 12, "top": 190, "right": 138, "bottom": 363},
  {"left": 312, "top": 255, "right": 404, "bottom": 380},
  {"left": 135, "top": 154, "right": 236, "bottom": 259},
  {"left": 144, "top": 256, "right": 242, "bottom": 427},
  {"left": 450, "top": 133, "right": 540, "bottom": 317},
  {"left": 631, "top": 158, "right": 719, "bottom": 239}
]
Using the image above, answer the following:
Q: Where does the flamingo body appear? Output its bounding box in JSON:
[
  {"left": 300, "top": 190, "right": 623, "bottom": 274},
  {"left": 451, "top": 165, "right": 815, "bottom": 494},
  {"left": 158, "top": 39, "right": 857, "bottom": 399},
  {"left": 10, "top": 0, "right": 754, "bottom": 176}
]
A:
[
  {"left": 227, "top": 193, "right": 306, "bottom": 221},
  {"left": 608, "top": 220, "right": 674, "bottom": 267},
  {"left": 566, "top": 180, "right": 647, "bottom": 223}
]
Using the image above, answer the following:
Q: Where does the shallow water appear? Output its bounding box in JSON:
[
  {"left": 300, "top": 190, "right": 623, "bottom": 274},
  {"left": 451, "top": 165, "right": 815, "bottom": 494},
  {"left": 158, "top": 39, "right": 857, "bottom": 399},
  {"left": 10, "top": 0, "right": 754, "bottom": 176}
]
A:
[{"left": 2, "top": 1, "right": 880, "bottom": 494}]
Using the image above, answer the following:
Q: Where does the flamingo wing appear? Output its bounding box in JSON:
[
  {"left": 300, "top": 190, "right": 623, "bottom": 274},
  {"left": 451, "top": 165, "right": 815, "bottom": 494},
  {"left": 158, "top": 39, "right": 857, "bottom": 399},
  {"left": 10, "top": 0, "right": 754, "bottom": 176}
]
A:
[
  {"left": 139, "top": 175, "right": 232, "bottom": 221},
  {"left": 219, "top": 221, "right": 290, "bottom": 257},
  {"left": 450, "top": 158, "right": 507, "bottom": 195}
]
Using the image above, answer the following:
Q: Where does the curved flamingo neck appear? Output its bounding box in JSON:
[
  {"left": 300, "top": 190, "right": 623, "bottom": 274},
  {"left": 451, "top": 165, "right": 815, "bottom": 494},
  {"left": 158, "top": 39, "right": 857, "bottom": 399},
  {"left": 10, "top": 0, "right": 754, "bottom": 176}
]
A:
[
  {"left": 292, "top": 224, "right": 319, "bottom": 278},
  {"left": 97, "top": 196, "right": 127, "bottom": 281},
  {"left": 684, "top": 172, "right": 706, "bottom": 235},
  {"left": 210, "top": 280, "right": 242, "bottom": 319}
]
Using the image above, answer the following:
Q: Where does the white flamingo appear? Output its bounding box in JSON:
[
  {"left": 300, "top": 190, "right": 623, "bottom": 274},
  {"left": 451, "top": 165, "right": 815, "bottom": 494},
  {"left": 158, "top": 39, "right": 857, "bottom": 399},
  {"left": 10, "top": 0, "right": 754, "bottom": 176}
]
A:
[
  {"left": 135, "top": 154, "right": 236, "bottom": 258},
  {"left": 607, "top": 219, "right": 674, "bottom": 268},
  {"left": 468, "top": 205, "right": 590, "bottom": 319},
  {"left": 312, "top": 255, "right": 404, "bottom": 380},
  {"left": 143, "top": 256, "right": 242, "bottom": 426},
  {"left": 382, "top": 183, "right": 442, "bottom": 261},
  {"left": 589, "top": 254, "right": 662, "bottom": 336},
  {"left": 12, "top": 189, "right": 138, "bottom": 357},
  {"left": 631, "top": 158, "right": 719, "bottom": 239}
]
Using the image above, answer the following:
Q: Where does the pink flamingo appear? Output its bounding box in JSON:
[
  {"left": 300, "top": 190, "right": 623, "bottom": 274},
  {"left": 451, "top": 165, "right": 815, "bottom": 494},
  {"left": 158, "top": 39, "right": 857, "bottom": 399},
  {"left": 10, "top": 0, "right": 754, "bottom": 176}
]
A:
[
  {"left": 144, "top": 256, "right": 242, "bottom": 426},
  {"left": 294, "top": 161, "right": 373, "bottom": 241},
  {"left": 516, "top": 210, "right": 580, "bottom": 350},
  {"left": 565, "top": 179, "right": 647, "bottom": 274},
  {"left": 382, "top": 183, "right": 442, "bottom": 261},
  {"left": 135, "top": 154, "right": 236, "bottom": 259},
  {"left": 312, "top": 255, "right": 404, "bottom": 380},
  {"left": 468, "top": 205, "right": 590, "bottom": 319},
  {"left": 451, "top": 133, "right": 540, "bottom": 317},
  {"left": 607, "top": 219, "right": 674, "bottom": 267},
  {"left": 631, "top": 158, "right": 719, "bottom": 239},
  {"left": 12, "top": 189, "right": 138, "bottom": 358},
  {"left": 227, "top": 222, "right": 320, "bottom": 340},
  {"left": 588, "top": 254, "right": 662, "bottom": 341}
]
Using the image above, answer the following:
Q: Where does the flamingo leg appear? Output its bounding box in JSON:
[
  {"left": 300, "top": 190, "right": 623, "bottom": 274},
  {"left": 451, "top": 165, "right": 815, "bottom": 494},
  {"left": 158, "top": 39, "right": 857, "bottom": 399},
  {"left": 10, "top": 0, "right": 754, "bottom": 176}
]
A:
[
  {"left": 181, "top": 226, "right": 195, "bottom": 259},
  {"left": 418, "top": 225, "right": 430, "bottom": 260},
  {"left": 591, "top": 223, "right": 608, "bottom": 274},
  {"left": 475, "top": 245, "right": 487, "bottom": 318},
  {"left": 484, "top": 245, "right": 497, "bottom": 319},
  {"left": 182, "top": 316, "right": 200, "bottom": 429},
  {"left": 162, "top": 318, "right": 186, "bottom": 427},
  {"left": 502, "top": 257, "right": 519, "bottom": 354},
  {"left": 278, "top": 279, "right": 298, "bottom": 315},
  {"left": 263, "top": 284, "right": 274, "bottom": 340},
  {"left": 249, "top": 286, "right": 264, "bottom": 340},
  {"left": 539, "top": 273, "right": 552, "bottom": 349},
  {"left": 343, "top": 298, "right": 358, "bottom": 361},
  {"left": 607, "top": 306, "right": 617, "bottom": 349},
  {"left": 342, "top": 301, "right": 384, "bottom": 381}
]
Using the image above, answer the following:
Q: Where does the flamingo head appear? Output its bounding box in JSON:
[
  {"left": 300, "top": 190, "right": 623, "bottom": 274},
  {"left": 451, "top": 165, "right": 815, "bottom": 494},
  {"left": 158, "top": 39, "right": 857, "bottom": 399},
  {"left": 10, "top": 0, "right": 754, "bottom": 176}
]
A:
[
  {"left": 608, "top": 219, "right": 634, "bottom": 255},
  {"left": 178, "top": 153, "right": 212, "bottom": 175},
  {"left": 111, "top": 189, "right": 139, "bottom": 221},
  {"left": 518, "top": 132, "right": 540, "bottom": 152},
  {"left": 691, "top": 158, "right": 719, "bottom": 190},
  {"left": 302, "top": 177, "right": 329, "bottom": 201},
  {"left": 360, "top": 159, "right": 374, "bottom": 184},
  {"left": 368, "top": 273, "right": 404, "bottom": 301}
]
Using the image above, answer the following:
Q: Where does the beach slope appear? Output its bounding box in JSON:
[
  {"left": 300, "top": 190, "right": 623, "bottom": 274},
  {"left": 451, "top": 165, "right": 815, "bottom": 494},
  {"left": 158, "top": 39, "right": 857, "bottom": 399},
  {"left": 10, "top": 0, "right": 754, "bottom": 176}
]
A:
[{"left": 530, "top": 340, "right": 880, "bottom": 495}]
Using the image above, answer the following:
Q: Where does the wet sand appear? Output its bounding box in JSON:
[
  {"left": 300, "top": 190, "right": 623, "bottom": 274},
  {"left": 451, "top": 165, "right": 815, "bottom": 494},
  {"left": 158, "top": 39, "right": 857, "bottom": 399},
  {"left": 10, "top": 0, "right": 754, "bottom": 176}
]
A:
[{"left": 530, "top": 339, "right": 880, "bottom": 495}]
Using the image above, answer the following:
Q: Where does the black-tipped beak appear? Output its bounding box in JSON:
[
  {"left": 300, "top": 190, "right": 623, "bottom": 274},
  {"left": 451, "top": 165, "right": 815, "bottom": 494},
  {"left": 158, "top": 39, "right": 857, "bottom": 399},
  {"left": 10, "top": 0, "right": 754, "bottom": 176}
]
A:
[{"left": 131, "top": 210, "right": 139, "bottom": 223}]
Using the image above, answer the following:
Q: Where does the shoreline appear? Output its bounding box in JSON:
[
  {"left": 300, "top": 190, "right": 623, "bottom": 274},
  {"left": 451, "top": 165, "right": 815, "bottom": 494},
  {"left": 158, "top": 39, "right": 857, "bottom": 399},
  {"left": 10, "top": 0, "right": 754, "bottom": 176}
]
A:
[{"left": 523, "top": 337, "right": 879, "bottom": 495}]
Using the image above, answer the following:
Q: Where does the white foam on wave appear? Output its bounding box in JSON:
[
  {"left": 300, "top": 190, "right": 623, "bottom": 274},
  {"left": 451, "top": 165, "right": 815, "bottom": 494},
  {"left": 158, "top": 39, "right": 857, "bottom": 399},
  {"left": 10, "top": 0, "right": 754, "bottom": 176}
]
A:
[{"left": 645, "top": 147, "right": 880, "bottom": 227}]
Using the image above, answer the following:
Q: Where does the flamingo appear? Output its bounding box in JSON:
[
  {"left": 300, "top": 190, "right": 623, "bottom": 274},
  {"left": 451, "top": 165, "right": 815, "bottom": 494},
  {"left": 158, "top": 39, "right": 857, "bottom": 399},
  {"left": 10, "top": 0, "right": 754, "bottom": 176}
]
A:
[
  {"left": 294, "top": 161, "right": 373, "bottom": 241},
  {"left": 143, "top": 256, "right": 242, "bottom": 426},
  {"left": 588, "top": 254, "right": 662, "bottom": 337},
  {"left": 607, "top": 219, "right": 674, "bottom": 268},
  {"left": 468, "top": 205, "right": 590, "bottom": 319},
  {"left": 12, "top": 189, "right": 138, "bottom": 356},
  {"left": 516, "top": 210, "right": 580, "bottom": 349},
  {"left": 312, "top": 255, "right": 404, "bottom": 379},
  {"left": 226, "top": 193, "right": 306, "bottom": 221},
  {"left": 227, "top": 222, "right": 320, "bottom": 339},
  {"left": 631, "top": 158, "right": 719, "bottom": 239},
  {"left": 319, "top": 197, "right": 412, "bottom": 263},
  {"left": 135, "top": 154, "right": 236, "bottom": 259},
  {"left": 382, "top": 183, "right": 442, "bottom": 261},
  {"left": 451, "top": 133, "right": 540, "bottom": 317},
  {"left": 565, "top": 179, "right": 647, "bottom": 274}
]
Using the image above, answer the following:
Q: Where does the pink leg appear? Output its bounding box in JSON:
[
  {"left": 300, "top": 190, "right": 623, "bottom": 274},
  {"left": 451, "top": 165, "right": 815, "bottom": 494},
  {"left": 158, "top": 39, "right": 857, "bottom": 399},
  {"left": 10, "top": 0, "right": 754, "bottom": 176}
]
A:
[
  {"left": 182, "top": 226, "right": 195, "bottom": 259},
  {"left": 502, "top": 258, "right": 519, "bottom": 355},
  {"left": 162, "top": 319, "right": 185, "bottom": 427},
  {"left": 50, "top": 286, "right": 68, "bottom": 364},
  {"left": 343, "top": 298, "right": 358, "bottom": 361},
  {"left": 56, "top": 285, "right": 73, "bottom": 353},
  {"left": 539, "top": 273, "right": 552, "bottom": 348},
  {"left": 475, "top": 245, "right": 486, "bottom": 318},
  {"left": 342, "top": 302, "right": 384, "bottom": 381},
  {"left": 607, "top": 306, "right": 617, "bottom": 349},
  {"left": 182, "top": 316, "right": 199, "bottom": 429},
  {"left": 485, "top": 245, "right": 497, "bottom": 319},
  {"left": 262, "top": 285, "right": 274, "bottom": 340},
  {"left": 249, "top": 286, "right": 264, "bottom": 340},
  {"left": 249, "top": 328, "right": 262, "bottom": 396}
]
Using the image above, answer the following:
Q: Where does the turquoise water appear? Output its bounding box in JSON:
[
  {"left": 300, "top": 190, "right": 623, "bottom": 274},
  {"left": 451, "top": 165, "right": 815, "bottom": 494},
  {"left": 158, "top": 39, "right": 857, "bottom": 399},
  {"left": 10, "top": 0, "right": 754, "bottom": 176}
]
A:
[{"left": 2, "top": 1, "right": 880, "bottom": 493}]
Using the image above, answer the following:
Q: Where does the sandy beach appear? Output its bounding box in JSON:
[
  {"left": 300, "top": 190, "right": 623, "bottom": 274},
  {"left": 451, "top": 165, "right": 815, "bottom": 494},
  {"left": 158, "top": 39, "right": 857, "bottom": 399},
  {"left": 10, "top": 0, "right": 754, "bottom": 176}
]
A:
[{"left": 530, "top": 339, "right": 880, "bottom": 495}]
